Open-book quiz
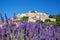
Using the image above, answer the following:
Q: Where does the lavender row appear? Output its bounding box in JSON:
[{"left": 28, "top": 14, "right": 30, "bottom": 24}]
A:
[
  {"left": 0, "top": 13, "right": 60, "bottom": 40},
  {"left": 0, "top": 21, "right": 60, "bottom": 40}
]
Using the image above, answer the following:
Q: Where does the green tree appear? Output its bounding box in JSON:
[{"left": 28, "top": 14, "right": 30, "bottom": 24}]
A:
[
  {"left": 49, "top": 15, "right": 54, "bottom": 18},
  {"left": 36, "top": 20, "right": 43, "bottom": 23},
  {"left": 55, "top": 14, "right": 60, "bottom": 22},
  {"left": 21, "top": 16, "right": 29, "bottom": 21},
  {"left": 45, "top": 19, "right": 51, "bottom": 22},
  {"left": 31, "top": 11, "right": 36, "bottom": 13},
  {"left": 43, "top": 19, "right": 50, "bottom": 25}
]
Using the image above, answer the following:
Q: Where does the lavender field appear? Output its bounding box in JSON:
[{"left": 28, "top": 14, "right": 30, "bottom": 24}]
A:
[
  {"left": 0, "top": 14, "right": 60, "bottom": 40},
  {"left": 0, "top": 20, "right": 60, "bottom": 40}
]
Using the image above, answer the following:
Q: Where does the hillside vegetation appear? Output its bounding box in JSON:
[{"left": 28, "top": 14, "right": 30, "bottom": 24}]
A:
[{"left": 44, "top": 14, "right": 60, "bottom": 27}]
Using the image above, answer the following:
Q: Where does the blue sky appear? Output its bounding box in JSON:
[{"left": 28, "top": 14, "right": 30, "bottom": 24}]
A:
[{"left": 0, "top": 0, "right": 60, "bottom": 18}]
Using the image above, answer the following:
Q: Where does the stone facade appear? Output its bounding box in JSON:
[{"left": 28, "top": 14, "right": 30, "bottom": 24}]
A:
[{"left": 14, "top": 11, "right": 56, "bottom": 22}]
